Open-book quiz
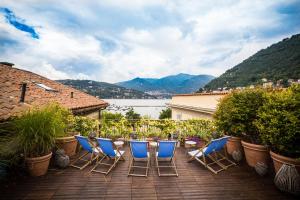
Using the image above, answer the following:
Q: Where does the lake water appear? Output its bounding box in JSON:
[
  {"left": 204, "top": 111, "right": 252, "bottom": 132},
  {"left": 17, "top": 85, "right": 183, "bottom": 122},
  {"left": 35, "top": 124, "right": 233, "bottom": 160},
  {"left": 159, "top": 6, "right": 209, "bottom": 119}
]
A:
[{"left": 103, "top": 99, "right": 171, "bottom": 119}]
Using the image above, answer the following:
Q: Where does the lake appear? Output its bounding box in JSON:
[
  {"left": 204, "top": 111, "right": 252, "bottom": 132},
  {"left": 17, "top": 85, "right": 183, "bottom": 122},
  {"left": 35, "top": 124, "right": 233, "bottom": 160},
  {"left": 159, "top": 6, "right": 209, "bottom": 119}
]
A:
[{"left": 103, "top": 99, "right": 171, "bottom": 119}]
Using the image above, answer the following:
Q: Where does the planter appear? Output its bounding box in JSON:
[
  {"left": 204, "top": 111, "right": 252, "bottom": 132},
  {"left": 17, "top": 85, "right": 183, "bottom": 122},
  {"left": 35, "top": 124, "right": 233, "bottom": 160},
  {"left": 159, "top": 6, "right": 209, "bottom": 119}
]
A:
[
  {"left": 242, "top": 141, "right": 270, "bottom": 167},
  {"left": 25, "top": 152, "right": 52, "bottom": 176},
  {"left": 55, "top": 136, "right": 78, "bottom": 157},
  {"left": 270, "top": 151, "right": 300, "bottom": 174},
  {"left": 226, "top": 136, "right": 242, "bottom": 155}
]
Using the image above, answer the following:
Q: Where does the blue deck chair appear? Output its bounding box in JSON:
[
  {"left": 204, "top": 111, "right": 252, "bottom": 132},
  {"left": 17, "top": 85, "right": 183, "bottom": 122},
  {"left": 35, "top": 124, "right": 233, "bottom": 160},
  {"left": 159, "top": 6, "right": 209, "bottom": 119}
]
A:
[
  {"left": 188, "top": 136, "right": 236, "bottom": 174},
  {"left": 70, "top": 135, "right": 102, "bottom": 170},
  {"left": 128, "top": 141, "right": 150, "bottom": 177},
  {"left": 155, "top": 140, "right": 178, "bottom": 176},
  {"left": 91, "top": 138, "right": 125, "bottom": 175}
]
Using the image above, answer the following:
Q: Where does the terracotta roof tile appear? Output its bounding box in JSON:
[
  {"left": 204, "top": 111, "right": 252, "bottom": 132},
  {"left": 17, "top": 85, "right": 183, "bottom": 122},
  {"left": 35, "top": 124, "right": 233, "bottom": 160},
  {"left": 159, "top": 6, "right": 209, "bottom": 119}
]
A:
[{"left": 0, "top": 64, "right": 108, "bottom": 121}]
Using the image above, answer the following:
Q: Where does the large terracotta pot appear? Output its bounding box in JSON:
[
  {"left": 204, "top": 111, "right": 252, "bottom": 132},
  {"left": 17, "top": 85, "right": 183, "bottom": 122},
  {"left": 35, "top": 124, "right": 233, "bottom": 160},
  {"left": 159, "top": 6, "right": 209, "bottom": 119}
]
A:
[
  {"left": 55, "top": 136, "right": 78, "bottom": 157},
  {"left": 242, "top": 141, "right": 270, "bottom": 167},
  {"left": 226, "top": 136, "right": 242, "bottom": 155},
  {"left": 25, "top": 152, "right": 52, "bottom": 177},
  {"left": 270, "top": 151, "right": 300, "bottom": 174}
]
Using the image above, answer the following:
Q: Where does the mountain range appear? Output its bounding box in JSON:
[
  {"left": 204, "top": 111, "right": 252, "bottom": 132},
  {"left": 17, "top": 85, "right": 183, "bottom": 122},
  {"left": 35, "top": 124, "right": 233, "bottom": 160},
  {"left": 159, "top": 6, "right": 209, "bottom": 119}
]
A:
[
  {"left": 57, "top": 79, "right": 156, "bottom": 99},
  {"left": 204, "top": 33, "right": 300, "bottom": 90},
  {"left": 116, "top": 73, "right": 214, "bottom": 95}
]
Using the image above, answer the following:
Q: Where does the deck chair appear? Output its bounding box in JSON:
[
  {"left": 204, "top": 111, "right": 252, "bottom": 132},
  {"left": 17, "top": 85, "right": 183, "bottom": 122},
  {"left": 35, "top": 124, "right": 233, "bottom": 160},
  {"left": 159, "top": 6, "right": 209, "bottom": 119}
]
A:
[
  {"left": 70, "top": 135, "right": 102, "bottom": 170},
  {"left": 155, "top": 140, "right": 178, "bottom": 177},
  {"left": 128, "top": 141, "right": 150, "bottom": 177},
  {"left": 91, "top": 138, "right": 125, "bottom": 175},
  {"left": 188, "top": 136, "right": 236, "bottom": 174}
]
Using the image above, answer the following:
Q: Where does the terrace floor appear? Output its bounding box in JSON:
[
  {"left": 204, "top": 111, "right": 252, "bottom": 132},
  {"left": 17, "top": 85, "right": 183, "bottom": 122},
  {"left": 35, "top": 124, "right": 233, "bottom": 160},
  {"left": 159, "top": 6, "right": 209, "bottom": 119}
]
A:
[{"left": 1, "top": 146, "right": 297, "bottom": 200}]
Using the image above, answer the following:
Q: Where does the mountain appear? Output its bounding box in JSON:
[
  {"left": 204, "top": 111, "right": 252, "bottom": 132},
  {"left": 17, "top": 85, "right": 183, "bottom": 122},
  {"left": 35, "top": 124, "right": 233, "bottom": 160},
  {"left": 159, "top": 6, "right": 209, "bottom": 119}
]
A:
[
  {"left": 204, "top": 34, "right": 300, "bottom": 90},
  {"left": 57, "top": 79, "right": 156, "bottom": 99},
  {"left": 116, "top": 73, "right": 214, "bottom": 96}
]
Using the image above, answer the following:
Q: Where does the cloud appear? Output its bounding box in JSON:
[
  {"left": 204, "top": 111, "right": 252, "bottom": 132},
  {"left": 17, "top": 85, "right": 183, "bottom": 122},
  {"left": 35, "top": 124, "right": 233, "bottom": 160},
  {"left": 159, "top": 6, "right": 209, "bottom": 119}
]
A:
[{"left": 0, "top": 0, "right": 299, "bottom": 83}]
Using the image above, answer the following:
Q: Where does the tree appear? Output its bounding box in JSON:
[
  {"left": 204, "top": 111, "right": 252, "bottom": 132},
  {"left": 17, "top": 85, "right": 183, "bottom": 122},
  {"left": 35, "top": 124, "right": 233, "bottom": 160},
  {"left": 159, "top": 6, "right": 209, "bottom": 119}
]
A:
[
  {"left": 159, "top": 108, "right": 171, "bottom": 119},
  {"left": 125, "top": 108, "right": 141, "bottom": 121}
]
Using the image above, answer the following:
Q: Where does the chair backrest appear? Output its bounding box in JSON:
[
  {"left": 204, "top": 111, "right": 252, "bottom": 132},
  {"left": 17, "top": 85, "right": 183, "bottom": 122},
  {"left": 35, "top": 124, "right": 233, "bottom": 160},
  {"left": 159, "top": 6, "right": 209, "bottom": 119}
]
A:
[
  {"left": 203, "top": 139, "right": 220, "bottom": 155},
  {"left": 203, "top": 136, "right": 230, "bottom": 155},
  {"left": 97, "top": 138, "right": 116, "bottom": 157},
  {"left": 157, "top": 141, "right": 177, "bottom": 158},
  {"left": 75, "top": 135, "right": 93, "bottom": 153},
  {"left": 214, "top": 136, "right": 230, "bottom": 151},
  {"left": 130, "top": 141, "right": 148, "bottom": 158}
]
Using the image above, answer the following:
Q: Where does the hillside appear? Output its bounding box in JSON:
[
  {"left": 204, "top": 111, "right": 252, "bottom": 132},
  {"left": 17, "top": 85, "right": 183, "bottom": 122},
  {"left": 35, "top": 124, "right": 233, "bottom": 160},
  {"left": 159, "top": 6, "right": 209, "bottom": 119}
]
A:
[
  {"left": 204, "top": 34, "right": 300, "bottom": 90},
  {"left": 117, "top": 73, "right": 214, "bottom": 95},
  {"left": 57, "top": 80, "right": 156, "bottom": 99}
]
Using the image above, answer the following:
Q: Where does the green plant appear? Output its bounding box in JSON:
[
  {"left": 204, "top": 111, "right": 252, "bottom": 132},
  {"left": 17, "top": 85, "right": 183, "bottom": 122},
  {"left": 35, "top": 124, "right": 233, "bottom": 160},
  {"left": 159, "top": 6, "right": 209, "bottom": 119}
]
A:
[
  {"left": 14, "top": 103, "right": 65, "bottom": 157},
  {"left": 159, "top": 108, "right": 171, "bottom": 119},
  {"left": 214, "top": 88, "right": 266, "bottom": 143},
  {"left": 255, "top": 84, "right": 300, "bottom": 158},
  {"left": 74, "top": 116, "right": 100, "bottom": 136},
  {"left": 125, "top": 108, "right": 141, "bottom": 121},
  {"left": 99, "top": 111, "right": 215, "bottom": 141},
  {"left": 48, "top": 103, "right": 75, "bottom": 137},
  {"left": 0, "top": 121, "right": 22, "bottom": 175}
]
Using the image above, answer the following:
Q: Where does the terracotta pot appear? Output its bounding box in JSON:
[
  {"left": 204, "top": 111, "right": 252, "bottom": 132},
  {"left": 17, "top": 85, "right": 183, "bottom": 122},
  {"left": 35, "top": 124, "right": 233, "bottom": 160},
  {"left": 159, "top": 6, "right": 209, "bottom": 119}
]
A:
[
  {"left": 242, "top": 141, "right": 270, "bottom": 167},
  {"left": 270, "top": 151, "right": 300, "bottom": 174},
  {"left": 55, "top": 136, "right": 78, "bottom": 157},
  {"left": 25, "top": 152, "right": 52, "bottom": 176},
  {"left": 226, "top": 136, "right": 242, "bottom": 155}
]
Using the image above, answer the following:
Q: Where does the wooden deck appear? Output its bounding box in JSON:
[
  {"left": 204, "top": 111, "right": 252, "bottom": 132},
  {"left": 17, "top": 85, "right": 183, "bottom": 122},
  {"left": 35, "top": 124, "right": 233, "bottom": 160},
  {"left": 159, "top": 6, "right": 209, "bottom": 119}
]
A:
[{"left": 1, "top": 146, "right": 297, "bottom": 200}]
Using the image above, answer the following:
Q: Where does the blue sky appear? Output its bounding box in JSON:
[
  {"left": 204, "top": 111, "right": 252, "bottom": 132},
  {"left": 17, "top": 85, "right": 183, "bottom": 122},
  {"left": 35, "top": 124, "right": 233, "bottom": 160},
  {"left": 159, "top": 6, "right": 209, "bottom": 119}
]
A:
[{"left": 0, "top": 0, "right": 300, "bottom": 83}]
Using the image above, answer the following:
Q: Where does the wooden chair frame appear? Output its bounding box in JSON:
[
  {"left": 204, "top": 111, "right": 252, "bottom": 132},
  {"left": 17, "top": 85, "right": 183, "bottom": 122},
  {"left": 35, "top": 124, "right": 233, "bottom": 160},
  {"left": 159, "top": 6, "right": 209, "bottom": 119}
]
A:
[
  {"left": 91, "top": 142, "right": 125, "bottom": 175},
  {"left": 188, "top": 143, "right": 236, "bottom": 174},
  {"left": 155, "top": 142, "right": 179, "bottom": 177},
  {"left": 70, "top": 139, "right": 102, "bottom": 170},
  {"left": 128, "top": 142, "right": 150, "bottom": 177}
]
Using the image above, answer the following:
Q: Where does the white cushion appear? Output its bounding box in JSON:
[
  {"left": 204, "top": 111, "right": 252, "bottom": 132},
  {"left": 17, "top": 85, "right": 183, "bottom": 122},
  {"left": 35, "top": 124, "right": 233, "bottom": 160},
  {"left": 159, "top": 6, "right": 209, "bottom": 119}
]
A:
[
  {"left": 93, "top": 147, "right": 102, "bottom": 154},
  {"left": 188, "top": 148, "right": 207, "bottom": 158},
  {"left": 115, "top": 150, "right": 125, "bottom": 157}
]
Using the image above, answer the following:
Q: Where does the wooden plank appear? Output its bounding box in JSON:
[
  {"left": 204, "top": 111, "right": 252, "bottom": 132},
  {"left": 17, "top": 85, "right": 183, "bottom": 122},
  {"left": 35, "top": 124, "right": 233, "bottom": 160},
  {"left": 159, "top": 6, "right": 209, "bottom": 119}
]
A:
[{"left": 0, "top": 146, "right": 297, "bottom": 200}]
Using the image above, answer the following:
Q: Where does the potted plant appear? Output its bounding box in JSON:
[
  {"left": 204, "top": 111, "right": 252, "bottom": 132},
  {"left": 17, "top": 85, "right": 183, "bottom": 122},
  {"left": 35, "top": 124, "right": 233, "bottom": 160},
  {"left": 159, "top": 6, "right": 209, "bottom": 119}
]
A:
[
  {"left": 255, "top": 85, "right": 300, "bottom": 173},
  {"left": 215, "top": 88, "right": 270, "bottom": 167},
  {"left": 214, "top": 93, "right": 243, "bottom": 155},
  {"left": 54, "top": 105, "right": 78, "bottom": 157},
  {"left": 14, "top": 104, "right": 65, "bottom": 176}
]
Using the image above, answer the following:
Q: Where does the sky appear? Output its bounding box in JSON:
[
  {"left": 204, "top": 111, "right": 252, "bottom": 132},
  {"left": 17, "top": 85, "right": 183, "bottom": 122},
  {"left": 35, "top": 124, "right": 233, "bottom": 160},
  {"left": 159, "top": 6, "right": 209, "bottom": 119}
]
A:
[{"left": 0, "top": 0, "right": 300, "bottom": 83}]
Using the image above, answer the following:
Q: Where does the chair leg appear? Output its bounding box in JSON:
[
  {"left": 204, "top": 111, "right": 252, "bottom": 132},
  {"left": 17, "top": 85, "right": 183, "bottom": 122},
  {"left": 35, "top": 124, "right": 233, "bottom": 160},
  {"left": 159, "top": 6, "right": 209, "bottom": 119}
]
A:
[
  {"left": 90, "top": 155, "right": 107, "bottom": 173},
  {"left": 70, "top": 151, "right": 91, "bottom": 170},
  {"left": 172, "top": 158, "right": 178, "bottom": 177},
  {"left": 155, "top": 155, "right": 160, "bottom": 176},
  {"left": 156, "top": 157, "right": 178, "bottom": 177},
  {"left": 127, "top": 158, "right": 133, "bottom": 176},
  {"left": 146, "top": 157, "right": 150, "bottom": 177},
  {"left": 106, "top": 156, "right": 120, "bottom": 175}
]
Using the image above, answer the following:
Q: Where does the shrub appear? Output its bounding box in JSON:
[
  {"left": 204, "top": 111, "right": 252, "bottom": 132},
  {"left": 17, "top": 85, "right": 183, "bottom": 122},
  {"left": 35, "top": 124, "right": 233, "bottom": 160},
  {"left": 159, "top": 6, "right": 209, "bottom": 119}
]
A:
[
  {"left": 255, "top": 84, "right": 300, "bottom": 158},
  {"left": 214, "top": 88, "right": 266, "bottom": 143},
  {"left": 74, "top": 116, "right": 100, "bottom": 136},
  {"left": 14, "top": 103, "right": 65, "bottom": 157},
  {"left": 159, "top": 108, "right": 171, "bottom": 119},
  {"left": 125, "top": 108, "right": 141, "bottom": 121},
  {"left": 99, "top": 112, "right": 215, "bottom": 142}
]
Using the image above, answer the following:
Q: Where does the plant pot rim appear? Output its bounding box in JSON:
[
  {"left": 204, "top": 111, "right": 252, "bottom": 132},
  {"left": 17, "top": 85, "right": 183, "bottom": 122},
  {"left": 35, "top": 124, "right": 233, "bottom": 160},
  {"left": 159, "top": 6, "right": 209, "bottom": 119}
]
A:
[
  {"left": 25, "top": 152, "right": 52, "bottom": 161},
  {"left": 56, "top": 135, "right": 77, "bottom": 142},
  {"left": 241, "top": 140, "right": 268, "bottom": 151},
  {"left": 270, "top": 150, "right": 300, "bottom": 165},
  {"left": 227, "top": 136, "right": 241, "bottom": 141}
]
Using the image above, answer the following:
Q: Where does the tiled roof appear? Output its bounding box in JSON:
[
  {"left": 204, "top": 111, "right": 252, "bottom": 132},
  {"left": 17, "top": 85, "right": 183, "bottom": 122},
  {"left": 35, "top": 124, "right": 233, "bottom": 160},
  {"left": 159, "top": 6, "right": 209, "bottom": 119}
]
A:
[{"left": 0, "top": 63, "right": 108, "bottom": 121}]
